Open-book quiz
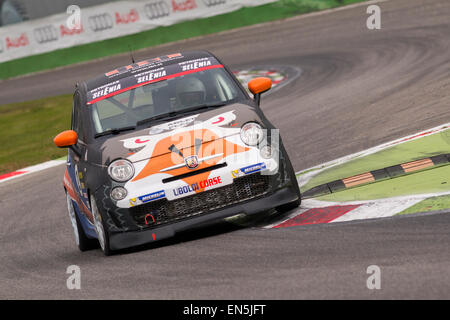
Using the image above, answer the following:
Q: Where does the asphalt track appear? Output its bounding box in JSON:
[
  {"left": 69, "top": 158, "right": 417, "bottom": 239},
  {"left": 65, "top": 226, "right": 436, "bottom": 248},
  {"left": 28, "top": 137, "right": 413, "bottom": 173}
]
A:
[{"left": 1, "top": 0, "right": 450, "bottom": 299}]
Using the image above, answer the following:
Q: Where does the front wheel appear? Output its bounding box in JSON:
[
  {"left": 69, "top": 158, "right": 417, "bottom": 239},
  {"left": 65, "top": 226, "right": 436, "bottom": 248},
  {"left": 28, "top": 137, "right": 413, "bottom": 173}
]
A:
[
  {"left": 66, "top": 192, "right": 97, "bottom": 251},
  {"left": 90, "top": 194, "right": 112, "bottom": 256},
  {"left": 276, "top": 164, "right": 301, "bottom": 213}
]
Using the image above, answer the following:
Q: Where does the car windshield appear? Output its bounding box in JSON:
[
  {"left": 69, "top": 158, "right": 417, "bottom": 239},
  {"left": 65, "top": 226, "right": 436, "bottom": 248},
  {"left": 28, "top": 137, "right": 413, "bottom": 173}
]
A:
[{"left": 89, "top": 68, "right": 246, "bottom": 135}]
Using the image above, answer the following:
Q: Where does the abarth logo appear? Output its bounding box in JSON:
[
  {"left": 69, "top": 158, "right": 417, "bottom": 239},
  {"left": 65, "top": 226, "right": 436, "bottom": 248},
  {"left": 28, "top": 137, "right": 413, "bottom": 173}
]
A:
[
  {"left": 161, "top": 139, "right": 222, "bottom": 172},
  {"left": 184, "top": 155, "right": 199, "bottom": 169}
]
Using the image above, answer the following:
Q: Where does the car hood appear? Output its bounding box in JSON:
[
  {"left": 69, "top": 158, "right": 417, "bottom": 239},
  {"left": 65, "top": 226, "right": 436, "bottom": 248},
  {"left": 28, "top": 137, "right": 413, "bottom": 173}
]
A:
[{"left": 99, "top": 103, "right": 263, "bottom": 166}]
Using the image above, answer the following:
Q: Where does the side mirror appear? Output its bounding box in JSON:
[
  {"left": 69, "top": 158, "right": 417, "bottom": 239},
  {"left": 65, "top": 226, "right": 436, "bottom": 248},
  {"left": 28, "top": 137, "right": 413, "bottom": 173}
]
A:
[
  {"left": 248, "top": 77, "right": 272, "bottom": 106},
  {"left": 54, "top": 130, "right": 78, "bottom": 148}
]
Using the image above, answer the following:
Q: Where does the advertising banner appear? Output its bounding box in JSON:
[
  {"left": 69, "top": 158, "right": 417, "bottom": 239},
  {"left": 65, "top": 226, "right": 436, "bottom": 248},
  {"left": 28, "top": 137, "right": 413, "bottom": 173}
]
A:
[{"left": 0, "top": 0, "right": 278, "bottom": 63}]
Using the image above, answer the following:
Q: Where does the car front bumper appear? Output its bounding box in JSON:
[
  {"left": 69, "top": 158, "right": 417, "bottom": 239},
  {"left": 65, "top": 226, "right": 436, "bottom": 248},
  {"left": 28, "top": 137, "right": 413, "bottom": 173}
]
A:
[{"left": 108, "top": 185, "right": 299, "bottom": 250}]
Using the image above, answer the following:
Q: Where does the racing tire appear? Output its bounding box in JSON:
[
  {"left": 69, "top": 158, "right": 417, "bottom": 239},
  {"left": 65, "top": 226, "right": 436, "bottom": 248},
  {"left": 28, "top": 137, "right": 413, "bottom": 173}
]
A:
[
  {"left": 288, "top": 163, "right": 302, "bottom": 203},
  {"left": 66, "top": 192, "right": 97, "bottom": 252},
  {"left": 276, "top": 162, "right": 301, "bottom": 213},
  {"left": 90, "top": 194, "right": 112, "bottom": 256}
]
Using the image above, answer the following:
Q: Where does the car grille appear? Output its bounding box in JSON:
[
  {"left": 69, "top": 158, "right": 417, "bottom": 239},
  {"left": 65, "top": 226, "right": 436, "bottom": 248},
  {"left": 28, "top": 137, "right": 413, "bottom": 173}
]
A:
[{"left": 129, "top": 174, "right": 270, "bottom": 228}]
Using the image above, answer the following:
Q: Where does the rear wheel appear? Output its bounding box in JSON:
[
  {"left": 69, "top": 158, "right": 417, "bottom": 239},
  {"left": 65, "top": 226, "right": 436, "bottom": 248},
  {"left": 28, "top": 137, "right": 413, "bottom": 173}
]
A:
[
  {"left": 90, "top": 194, "right": 112, "bottom": 256},
  {"left": 66, "top": 192, "right": 97, "bottom": 251}
]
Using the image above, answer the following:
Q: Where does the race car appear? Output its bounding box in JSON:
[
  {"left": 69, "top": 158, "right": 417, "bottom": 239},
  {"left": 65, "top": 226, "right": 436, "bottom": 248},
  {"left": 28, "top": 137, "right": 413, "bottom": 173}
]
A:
[{"left": 54, "top": 51, "right": 301, "bottom": 255}]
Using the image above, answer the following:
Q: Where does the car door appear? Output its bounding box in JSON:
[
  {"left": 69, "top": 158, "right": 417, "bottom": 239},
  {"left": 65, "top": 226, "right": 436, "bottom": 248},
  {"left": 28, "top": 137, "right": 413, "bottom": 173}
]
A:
[{"left": 68, "top": 90, "right": 91, "bottom": 215}]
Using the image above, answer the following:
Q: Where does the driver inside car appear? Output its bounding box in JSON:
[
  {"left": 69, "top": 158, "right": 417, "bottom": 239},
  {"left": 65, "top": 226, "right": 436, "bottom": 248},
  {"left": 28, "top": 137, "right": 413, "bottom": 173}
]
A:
[{"left": 174, "top": 76, "right": 207, "bottom": 110}]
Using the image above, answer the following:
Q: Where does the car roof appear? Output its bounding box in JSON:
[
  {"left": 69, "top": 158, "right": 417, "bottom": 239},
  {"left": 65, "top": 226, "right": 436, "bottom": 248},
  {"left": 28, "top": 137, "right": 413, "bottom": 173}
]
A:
[{"left": 84, "top": 50, "right": 217, "bottom": 92}]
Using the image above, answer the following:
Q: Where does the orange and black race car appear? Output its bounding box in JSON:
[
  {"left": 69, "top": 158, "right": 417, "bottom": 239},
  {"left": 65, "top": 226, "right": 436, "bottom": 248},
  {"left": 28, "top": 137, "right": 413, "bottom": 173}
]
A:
[{"left": 54, "top": 51, "right": 301, "bottom": 255}]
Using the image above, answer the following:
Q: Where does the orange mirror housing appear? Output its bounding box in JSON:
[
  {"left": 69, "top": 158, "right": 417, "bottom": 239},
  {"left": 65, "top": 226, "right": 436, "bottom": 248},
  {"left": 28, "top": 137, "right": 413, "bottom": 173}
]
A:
[
  {"left": 54, "top": 130, "right": 78, "bottom": 148},
  {"left": 248, "top": 77, "right": 272, "bottom": 95}
]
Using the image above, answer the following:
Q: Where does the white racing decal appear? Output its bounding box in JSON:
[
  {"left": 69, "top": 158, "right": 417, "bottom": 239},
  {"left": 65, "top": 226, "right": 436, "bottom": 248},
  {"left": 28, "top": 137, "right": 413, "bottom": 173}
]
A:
[
  {"left": 129, "top": 190, "right": 166, "bottom": 207},
  {"left": 159, "top": 114, "right": 199, "bottom": 131},
  {"left": 231, "top": 163, "right": 266, "bottom": 178},
  {"left": 171, "top": 175, "right": 225, "bottom": 198},
  {"left": 139, "top": 190, "right": 165, "bottom": 202},
  {"left": 180, "top": 58, "right": 212, "bottom": 71},
  {"left": 90, "top": 81, "right": 121, "bottom": 100},
  {"left": 199, "top": 110, "right": 236, "bottom": 127},
  {"left": 168, "top": 173, "right": 233, "bottom": 201},
  {"left": 136, "top": 68, "right": 167, "bottom": 84},
  {"left": 121, "top": 114, "right": 201, "bottom": 158},
  {"left": 121, "top": 111, "right": 237, "bottom": 164}
]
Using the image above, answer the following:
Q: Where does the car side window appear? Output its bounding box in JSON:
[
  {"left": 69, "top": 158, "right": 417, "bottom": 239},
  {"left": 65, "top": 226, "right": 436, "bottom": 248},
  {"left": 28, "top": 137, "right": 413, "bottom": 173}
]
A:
[
  {"left": 71, "top": 92, "right": 84, "bottom": 141},
  {"left": 71, "top": 99, "right": 78, "bottom": 132}
]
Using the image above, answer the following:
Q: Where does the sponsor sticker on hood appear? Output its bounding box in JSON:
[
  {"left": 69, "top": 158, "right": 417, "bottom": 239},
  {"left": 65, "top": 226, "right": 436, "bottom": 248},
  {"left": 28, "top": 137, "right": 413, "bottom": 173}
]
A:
[{"left": 120, "top": 110, "right": 239, "bottom": 162}]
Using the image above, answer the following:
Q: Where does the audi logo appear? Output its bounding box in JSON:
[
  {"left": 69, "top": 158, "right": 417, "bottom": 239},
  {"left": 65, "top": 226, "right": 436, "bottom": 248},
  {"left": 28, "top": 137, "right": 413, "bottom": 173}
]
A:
[
  {"left": 34, "top": 25, "right": 59, "bottom": 44},
  {"left": 145, "top": 1, "right": 170, "bottom": 20},
  {"left": 88, "top": 13, "right": 114, "bottom": 32},
  {"left": 203, "top": 0, "right": 226, "bottom": 6}
]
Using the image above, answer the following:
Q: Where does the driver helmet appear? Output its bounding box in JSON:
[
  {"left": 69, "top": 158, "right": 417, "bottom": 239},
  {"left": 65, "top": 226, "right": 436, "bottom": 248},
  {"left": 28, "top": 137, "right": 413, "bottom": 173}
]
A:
[{"left": 175, "top": 76, "right": 206, "bottom": 109}]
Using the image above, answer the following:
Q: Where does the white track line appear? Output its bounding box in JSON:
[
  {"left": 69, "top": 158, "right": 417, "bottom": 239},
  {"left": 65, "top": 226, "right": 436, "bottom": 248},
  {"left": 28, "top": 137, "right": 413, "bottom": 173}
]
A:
[
  {"left": 263, "top": 190, "right": 450, "bottom": 228},
  {"left": 305, "top": 191, "right": 450, "bottom": 208},
  {"left": 330, "top": 199, "right": 423, "bottom": 223},
  {"left": 0, "top": 159, "right": 66, "bottom": 184}
]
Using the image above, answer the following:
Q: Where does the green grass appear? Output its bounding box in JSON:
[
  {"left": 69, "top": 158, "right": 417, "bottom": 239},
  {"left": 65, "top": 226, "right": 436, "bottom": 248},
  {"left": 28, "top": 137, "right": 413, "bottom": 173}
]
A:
[
  {"left": 316, "top": 165, "right": 450, "bottom": 202},
  {"left": 303, "top": 129, "right": 450, "bottom": 191},
  {"left": 0, "top": 94, "right": 72, "bottom": 174},
  {"left": 397, "top": 195, "right": 450, "bottom": 215},
  {"left": 0, "top": 0, "right": 367, "bottom": 80}
]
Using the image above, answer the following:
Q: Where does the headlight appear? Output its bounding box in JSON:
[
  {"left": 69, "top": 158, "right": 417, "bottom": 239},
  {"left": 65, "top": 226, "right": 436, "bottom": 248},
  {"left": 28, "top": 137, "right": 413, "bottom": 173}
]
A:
[
  {"left": 108, "top": 159, "right": 135, "bottom": 182},
  {"left": 111, "top": 187, "right": 127, "bottom": 201},
  {"left": 240, "top": 122, "right": 264, "bottom": 146}
]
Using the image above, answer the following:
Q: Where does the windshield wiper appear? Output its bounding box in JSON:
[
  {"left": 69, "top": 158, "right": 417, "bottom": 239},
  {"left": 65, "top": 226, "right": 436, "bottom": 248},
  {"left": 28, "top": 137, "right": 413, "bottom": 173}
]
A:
[
  {"left": 136, "top": 102, "right": 228, "bottom": 127},
  {"left": 136, "top": 111, "right": 179, "bottom": 126},
  {"left": 95, "top": 125, "right": 136, "bottom": 138},
  {"left": 181, "top": 102, "right": 228, "bottom": 114}
]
